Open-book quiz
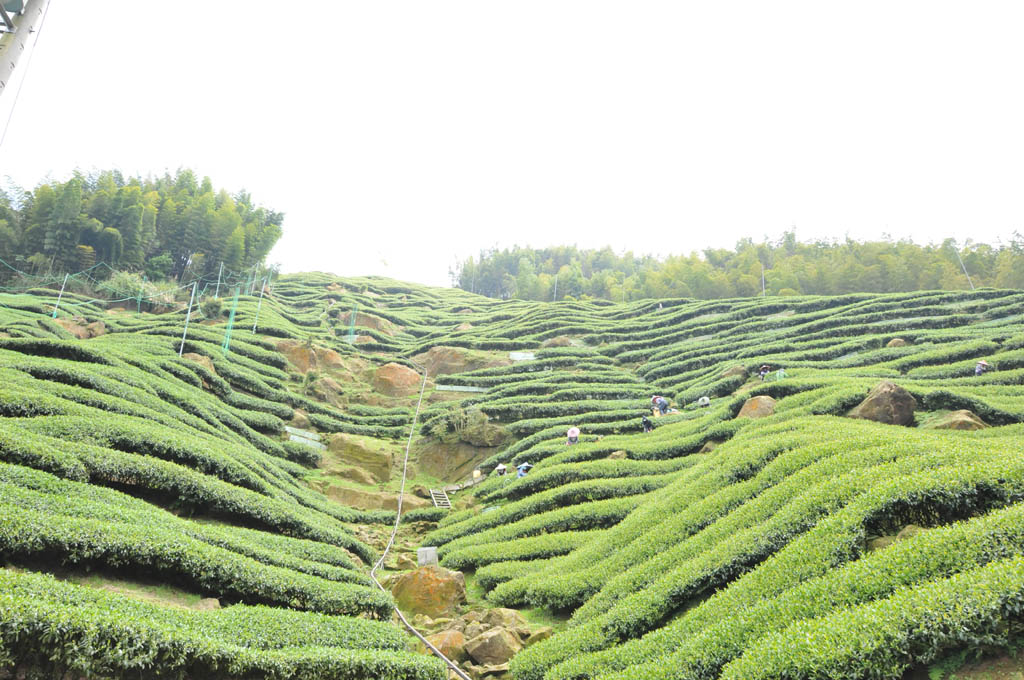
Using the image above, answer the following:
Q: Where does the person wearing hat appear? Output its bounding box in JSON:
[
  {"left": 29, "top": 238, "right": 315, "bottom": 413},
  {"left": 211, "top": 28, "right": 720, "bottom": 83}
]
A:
[
  {"left": 697, "top": 396, "right": 711, "bottom": 408},
  {"left": 494, "top": 463, "right": 507, "bottom": 476},
  {"left": 566, "top": 427, "right": 580, "bottom": 445},
  {"left": 758, "top": 365, "right": 771, "bottom": 381},
  {"left": 516, "top": 462, "right": 532, "bottom": 478},
  {"left": 651, "top": 395, "right": 670, "bottom": 416},
  {"left": 976, "top": 360, "right": 991, "bottom": 376}
]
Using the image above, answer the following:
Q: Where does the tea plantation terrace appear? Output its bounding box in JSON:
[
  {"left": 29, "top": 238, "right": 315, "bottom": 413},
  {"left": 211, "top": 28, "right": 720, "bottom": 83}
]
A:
[{"left": 0, "top": 275, "right": 1022, "bottom": 679}]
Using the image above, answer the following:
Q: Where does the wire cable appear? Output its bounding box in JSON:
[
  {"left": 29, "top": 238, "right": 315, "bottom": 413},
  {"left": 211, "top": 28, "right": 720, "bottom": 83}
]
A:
[{"left": 368, "top": 362, "right": 473, "bottom": 680}]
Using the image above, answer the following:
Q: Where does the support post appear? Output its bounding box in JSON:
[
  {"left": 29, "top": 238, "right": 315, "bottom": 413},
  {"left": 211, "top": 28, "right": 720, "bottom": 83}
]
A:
[
  {"left": 215, "top": 261, "right": 223, "bottom": 299},
  {"left": 51, "top": 272, "right": 68, "bottom": 318},
  {"left": 178, "top": 282, "right": 197, "bottom": 357},
  {"left": 252, "top": 278, "right": 266, "bottom": 334}
]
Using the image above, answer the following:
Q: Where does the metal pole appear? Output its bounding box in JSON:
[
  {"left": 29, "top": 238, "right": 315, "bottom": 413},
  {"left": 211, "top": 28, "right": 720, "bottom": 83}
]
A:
[
  {"left": 179, "top": 282, "right": 197, "bottom": 357},
  {"left": 215, "top": 261, "right": 223, "bottom": 298},
  {"left": 0, "top": 0, "right": 50, "bottom": 97},
  {"left": 251, "top": 278, "right": 266, "bottom": 334},
  {"left": 954, "top": 246, "right": 976, "bottom": 291},
  {"left": 51, "top": 272, "right": 68, "bottom": 318}
]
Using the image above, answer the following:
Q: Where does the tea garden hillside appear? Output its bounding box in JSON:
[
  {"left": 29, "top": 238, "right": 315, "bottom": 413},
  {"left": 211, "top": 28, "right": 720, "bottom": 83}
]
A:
[{"left": 1, "top": 271, "right": 1024, "bottom": 680}]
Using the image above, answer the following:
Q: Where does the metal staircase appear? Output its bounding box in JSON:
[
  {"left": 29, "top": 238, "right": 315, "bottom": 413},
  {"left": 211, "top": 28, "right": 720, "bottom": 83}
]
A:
[{"left": 429, "top": 488, "right": 451, "bottom": 509}]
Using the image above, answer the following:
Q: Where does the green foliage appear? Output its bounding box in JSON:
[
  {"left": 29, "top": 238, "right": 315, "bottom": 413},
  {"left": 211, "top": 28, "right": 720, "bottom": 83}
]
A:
[
  {"left": 1, "top": 169, "right": 283, "bottom": 285},
  {"left": 452, "top": 236, "right": 1024, "bottom": 301},
  {"left": 0, "top": 570, "right": 444, "bottom": 680}
]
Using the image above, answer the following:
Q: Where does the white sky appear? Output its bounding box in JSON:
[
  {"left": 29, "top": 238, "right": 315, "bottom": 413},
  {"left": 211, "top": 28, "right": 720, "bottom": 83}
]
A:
[{"left": 1, "top": 1, "right": 1022, "bottom": 287}]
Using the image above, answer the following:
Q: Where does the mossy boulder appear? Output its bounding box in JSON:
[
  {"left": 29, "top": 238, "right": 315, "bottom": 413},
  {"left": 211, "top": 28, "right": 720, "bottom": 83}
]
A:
[
  {"left": 886, "top": 338, "right": 908, "bottom": 347},
  {"left": 922, "top": 409, "right": 989, "bottom": 431},
  {"left": 541, "top": 335, "right": 573, "bottom": 348},
  {"left": 426, "top": 630, "right": 467, "bottom": 662},
  {"left": 737, "top": 396, "right": 776, "bottom": 419},
  {"left": 390, "top": 566, "right": 466, "bottom": 618},
  {"left": 326, "top": 433, "right": 393, "bottom": 482},
  {"left": 465, "top": 628, "right": 523, "bottom": 666},
  {"left": 847, "top": 381, "right": 916, "bottom": 426},
  {"left": 720, "top": 364, "right": 748, "bottom": 379}
]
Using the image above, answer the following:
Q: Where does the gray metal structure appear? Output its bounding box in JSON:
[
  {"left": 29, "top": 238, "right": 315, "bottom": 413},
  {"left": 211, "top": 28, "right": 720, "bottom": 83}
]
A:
[{"left": 0, "top": 0, "right": 49, "bottom": 97}]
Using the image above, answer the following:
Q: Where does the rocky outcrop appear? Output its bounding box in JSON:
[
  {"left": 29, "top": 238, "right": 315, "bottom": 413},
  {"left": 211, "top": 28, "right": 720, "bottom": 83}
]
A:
[
  {"left": 737, "top": 396, "right": 776, "bottom": 419},
  {"left": 390, "top": 566, "right": 466, "bottom": 618},
  {"left": 55, "top": 318, "right": 106, "bottom": 339},
  {"left": 276, "top": 339, "right": 346, "bottom": 374},
  {"left": 355, "top": 312, "right": 398, "bottom": 337},
  {"left": 315, "top": 483, "right": 430, "bottom": 512},
  {"left": 886, "top": 338, "right": 908, "bottom": 347},
  {"left": 327, "top": 434, "right": 393, "bottom": 482},
  {"left": 847, "top": 381, "right": 916, "bottom": 426},
  {"left": 922, "top": 409, "right": 989, "bottom": 431},
  {"left": 413, "top": 346, "right": 511, "bottom": 376},
  {"left": 416, "top": 440, "right": 501, "bottom": 481},
  {"left": 699, "top": 440, "right": 723, "bottom": 453},
  {"left": 373, "top": 362, "right": 422, "bottom": 397}
]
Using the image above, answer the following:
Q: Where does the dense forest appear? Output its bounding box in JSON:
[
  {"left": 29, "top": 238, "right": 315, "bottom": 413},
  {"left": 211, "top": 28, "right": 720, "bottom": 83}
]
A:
[
  {"left": 0, "top": 169, "right": 283, "bottom": 283},
  {"left": 451, "top": 234, "right": 1024, "bottom": 301}
]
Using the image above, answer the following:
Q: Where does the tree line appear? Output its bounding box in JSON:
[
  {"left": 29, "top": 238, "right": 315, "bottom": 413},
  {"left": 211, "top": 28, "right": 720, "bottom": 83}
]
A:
[
  {"left": 0, "top": 169, "right": 283, "bottom": 284},
  {"left": 450, "top": 234, "right": 1024, "bottom": 301}
]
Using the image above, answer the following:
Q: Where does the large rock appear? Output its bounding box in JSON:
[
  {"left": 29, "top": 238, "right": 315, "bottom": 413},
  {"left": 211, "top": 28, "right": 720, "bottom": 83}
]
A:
[
  {"left": 847, "top": 381, "right": 917, "bottom": 426},
  {"left": 426, "top": 630, "right": 467, "bottom": 663},
  {"left": 84, "top": 321, "right": 107, "bottom": 338},
  {"left": 923, "top": 409, "right": 989, "bottom": 431},
  {"left": 720, "top": 364, "right": 748, "bottom": 379},
  {"left": 326, "top": 433, "right": 393, "bottom": 482},
  {"left": 737, "top": 396, "right": 776, "bottom": 419},
  {"left": 373, "top": 362, "right": 422, "bottom": 397},
  {"left": 524, "top": 627, "right": 553, "bottom": 647},
  {"left": 886, "top": 338, "right": 908, "bottom": 348},
  {"left": 194, "top": 597, "right": 221, "bottom": 611},
  {"left": 483, "top": 608, "right": 527, "bottom": 629},
  {"left": 465, "top": 628, "right": 523, "bottom": 666},
  {"left": 390, "top": 566, "right": 466, "bottom": 618},
  {"left": 413, "top": 346, "right": 511, "bottom": 376},
  {"left": 541, "top": 335, "right": 573, "bottom": 348}
]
